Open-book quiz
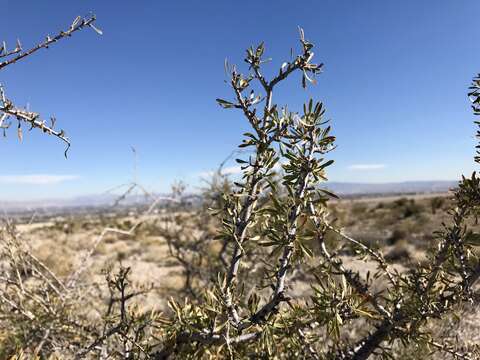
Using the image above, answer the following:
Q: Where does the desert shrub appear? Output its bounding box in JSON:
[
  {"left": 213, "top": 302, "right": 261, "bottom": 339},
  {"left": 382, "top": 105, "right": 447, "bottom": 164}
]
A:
[
  {"left": 430, "top": 196, "right": 446, "bottom": 214},
  {"left": 0, "top": 22, "right": 480, "bottom": 360},
  {"left": 387, "top": 228, "right": 407, "bottom": 245},
  {"left": 404, "top": 200, "right": 423, "bottom": 218},
  {"left": 350, "top": 202, "right": 368, "bottom": 217},
  {"left": 392, "top": 197, "right": 409, "bottom": 207},
  {"left": 143, "top": 32, "right": 480, "bottom": 359},
  {"left": 389, "top": 198, "right": 424, "bottom": 219},
  {"left": 384, "top": 239, "right": 411, "bottom": 263},
  {"left": 375, "top": 202, "right": 385, "bottom": 210}
]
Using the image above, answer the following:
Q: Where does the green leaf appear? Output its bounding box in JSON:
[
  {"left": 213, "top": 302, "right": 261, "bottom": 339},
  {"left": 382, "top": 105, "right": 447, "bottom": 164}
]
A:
[
  {"left": 320, "top": 188, "right": 338, "bottom": 199},
  {"left": 216, "top": 98, "right": 235, "bottom": 109},
  {"left": 319, "top": 159, "right": 334, "bottom": 169}
]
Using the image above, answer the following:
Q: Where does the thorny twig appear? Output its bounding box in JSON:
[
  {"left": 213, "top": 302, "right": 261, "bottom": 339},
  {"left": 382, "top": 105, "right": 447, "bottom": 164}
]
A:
[{"left": 0, "top": 15, "right": 101, "bottom": 156}]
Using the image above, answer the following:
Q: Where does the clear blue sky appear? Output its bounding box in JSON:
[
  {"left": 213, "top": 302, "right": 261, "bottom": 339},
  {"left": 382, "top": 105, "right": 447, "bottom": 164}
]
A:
[{"left": 0, "top": 0, "right": 479, "bottom": 200}]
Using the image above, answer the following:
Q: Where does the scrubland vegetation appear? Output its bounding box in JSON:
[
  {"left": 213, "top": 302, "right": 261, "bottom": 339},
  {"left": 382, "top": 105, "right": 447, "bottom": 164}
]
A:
[{"left": 0, "top": 16, "right": 480, "bottom": 360}]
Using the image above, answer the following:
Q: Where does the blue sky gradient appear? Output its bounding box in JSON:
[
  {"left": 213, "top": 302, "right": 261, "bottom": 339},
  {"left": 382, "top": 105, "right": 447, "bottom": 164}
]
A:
[{"left": 0, "top": 0, "right": 479, "bottom": 200}]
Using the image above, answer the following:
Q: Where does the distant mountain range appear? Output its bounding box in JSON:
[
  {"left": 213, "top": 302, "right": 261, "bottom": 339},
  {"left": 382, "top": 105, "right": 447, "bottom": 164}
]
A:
[
  {"left": 322, "top": 180, "right": 458, "bottom": 196},
  {"left": 0, "top": 181, "right": 458, "bottom": 212}
]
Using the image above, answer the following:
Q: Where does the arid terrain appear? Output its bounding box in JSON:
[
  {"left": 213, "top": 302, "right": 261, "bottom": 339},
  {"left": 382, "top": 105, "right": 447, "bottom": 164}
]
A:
[{"left": 6, "top": 191, "right": 480, "bottom": 341}]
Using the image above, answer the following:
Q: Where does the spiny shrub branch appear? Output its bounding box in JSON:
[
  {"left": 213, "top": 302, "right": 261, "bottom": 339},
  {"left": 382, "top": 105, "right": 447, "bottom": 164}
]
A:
[
  {"left": 153, "top": 31, "right": 480, "bottom": 359},
  {"left": 0, "top": 15, "right": 101, "bottom": 156},
  {"left": 215, "top": 27, "right": 329, "bottom": 330}
]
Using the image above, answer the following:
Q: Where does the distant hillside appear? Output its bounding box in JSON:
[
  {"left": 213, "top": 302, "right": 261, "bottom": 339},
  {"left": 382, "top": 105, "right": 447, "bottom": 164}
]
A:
[
  {"left": 323, "top": 180, "right": 457, "bottom": 196},
  {"left": 0, "top": 181, "right": 458, "bottom": 212}
]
